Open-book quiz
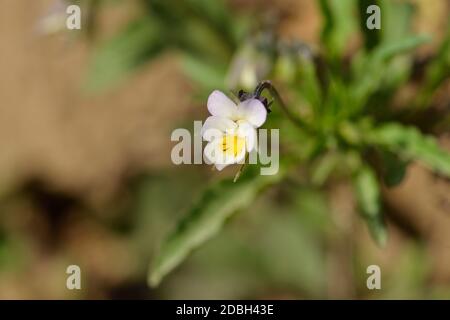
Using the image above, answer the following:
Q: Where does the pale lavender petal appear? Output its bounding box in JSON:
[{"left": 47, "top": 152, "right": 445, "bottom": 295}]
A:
[
  {"left": 236, "top": 121, "right": 257, "bottom": 152},
  {"left": 207, "top": 90, "right": 238, "bottom": 118},
  {"left": 237, "top": 99, "right": 267, "bottom": 127}
]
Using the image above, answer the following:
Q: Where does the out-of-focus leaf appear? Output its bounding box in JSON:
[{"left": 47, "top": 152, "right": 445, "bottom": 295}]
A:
[
  {"left": 378, "top": 0, "right": 414, "bottom": 45},
  {"left": 323, "top": 75, "right": 352, "bottom": 125},
  {"left": 148, "top": 165, "right": 286, "bottom": 287},
  {"left": 184, "top": 0, "right": 244, "bottom": 48},
  {"left": 86, "top": 0, "right": 248, "bottom": 92},
  {"left": 368, "top": 123, "right": 450, "bottom": 177},
  {"left": 294, "top": 188, "right": 330, "bottom": 233},
  {"left": 365, "top": 215, "right": 388, "bottom": 248},
  {"left": 358, "top": 0, "right": 414, "bottom": 51},
  {"left": 311, "top": 152, "right": 339, "bottom": 186},
  {"left": 373, "top": 34, "right": 430, "bottom": 62},
  {"left": 296, "top": 56, "right": 322, "bottom": 116},
  {"left": 318, "top": 0, "right": 358, "bottom": 61},
  {"left": 353, "top": 165, "right": 387, "bottom": 246},
  {"left": 181, "top": 54, "right": 227, "bottom": 90},
  {"left": 416, "top": 30, "right": 450, "bottom": 109},
  {"left": 178, "top": 17, "right": 233, "bottom": 64},
  {"left": 354, "top": 165, "right": 380, "bottom": 218},
  {"left": 352, "top": 34, "right": 430, "bottom": 109},
  {"left": 381, "top": 151, "right": 409, "bottom": 187},
  {"left": 357, "top": 0, "right": 381, "bottom": 50},
  {"left": 255, "top": 209, "right": 327, "bottom": 297},
  {"left": 85, "top": 17, "right": 166, "bottom": 91}
]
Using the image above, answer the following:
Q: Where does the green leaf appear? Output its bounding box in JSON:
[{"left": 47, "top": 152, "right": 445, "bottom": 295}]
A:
[
  {"left": 183, "top": 0, "right": 244, "bottom": 48},
  {"left": 85, "top": 17, "right": 166, "bottom": 92},
  {"left": 311, "top": 152, "right": 339, "bottom": 186},
  {"left": 181, "top": 54, "right": 226, "bottom": 90},
  {"left": 318, "top": 0, "right": 358, "bottom": 61},
  {"left": 351, "top": 34, "right": 430, "bottom": 109},
  {"left": 353, "top": 165, "right": 387, "bottom": 246},
  {"left": 365, "top": 215, "right": 388, "bottom": 247},
  {"left": 357, "top": 0, "right": 381, "bottom": 50},
  {"left": 177, "top": 17, "right": 233, "bottom": 64},
  {"left": 354, "top": 165, "right": 380, "bottom": 218},
  {"left": 372, "top": 34, "right": 430, "bottom": 62},
  {"left": 416, "top": 29, "right": 450, "bottom": 109},
  {"left": 297, "top": 56, "right": 323, "bottom": 116},
  {"left": 378, "top": 0, "right": 414, "bottom": 46},
  {"left": 381, "top": 151, "right": 409, "bottom": 187},
  {"left": 368, "top": 123, "right": 450, "bottom": 178},
  {"left": 148, "top": 165, "right": 285, "bottom": 287},
  {"left": 359, "top": 0, "right": 415, "bottom": 51}
]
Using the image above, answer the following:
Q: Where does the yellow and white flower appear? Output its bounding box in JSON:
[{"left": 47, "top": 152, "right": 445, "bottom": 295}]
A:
[{"left": 202, "top": 90, "right": 267, "bottom": 171}]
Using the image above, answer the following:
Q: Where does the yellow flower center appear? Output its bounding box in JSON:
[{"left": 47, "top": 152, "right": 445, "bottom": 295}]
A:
[{"left": 221, "top": 134, "right": 245, "bottom": 157}]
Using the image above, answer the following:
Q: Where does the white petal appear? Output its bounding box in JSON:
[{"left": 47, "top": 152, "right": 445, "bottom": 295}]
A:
[
  {"left": 215, "top": 163, "right": 228, "bottom": 171},
  {"left": 207, "top": 90, "right": 238, "bottom": 119},
  {"left": 214, "top": 143, "right": 238, "bottom": 166},
  {"left": 203, "top": 139, "right": 221, "bottom": 164},
  {"left": 236, "top": 121, "right": 257, "bottom": 152},
  {"left": 246, "top": 129, "right": 257, "bottom": 153},
  {"left": 201, "top": 116, "right": 237, "bottom": 141},
  {"left": 237, "top": 99, "right": 267, "bottom": 127},
  {"left": 236, "top": 121, "right": 254, "bottom": 137},
  {"left": 234, "top": 145, "right": 247, "bottom": 164},
  {"left": 204, "top": 138, "right": 237, "bottom": 166}
]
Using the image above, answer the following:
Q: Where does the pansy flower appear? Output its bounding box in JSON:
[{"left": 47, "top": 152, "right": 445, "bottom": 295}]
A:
[{"left": 201, "top": 90, "right": 267, "bottom": 171}]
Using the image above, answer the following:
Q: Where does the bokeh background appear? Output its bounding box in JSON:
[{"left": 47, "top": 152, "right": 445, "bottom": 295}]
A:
[{"left": 0, "top": 0, "right": 449, "bottom": 299}]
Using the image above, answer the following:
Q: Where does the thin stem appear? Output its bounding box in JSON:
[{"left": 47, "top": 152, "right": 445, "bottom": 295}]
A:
[
  {"left": 254, "top": 80, "right": 313, "bottom": 133},
  {"left": 233, "top": 153, "right": 248, "bottom": 183}
]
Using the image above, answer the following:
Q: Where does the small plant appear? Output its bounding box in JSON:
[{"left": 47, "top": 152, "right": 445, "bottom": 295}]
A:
[{"left": 83, "top": 0, "right": 450, "bottom": 287}]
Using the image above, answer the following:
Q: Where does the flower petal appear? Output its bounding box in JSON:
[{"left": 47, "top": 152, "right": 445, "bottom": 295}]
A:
[
  {"left": 207, "top": 90, "right": 238, "bottom": 118},
  {"left": 237, "top": 98, "right": 267, "bottom": 127},
  {"left": 201, "top": 116, "right": 237, "bottom": 141},
  {"left": 214, "top": 163, "right": 228, "bottom": 171},
  {"left": 237, "top": 121, "right": 257, "bottom": 152},
  {"left": 204, "top": 134, "right": 246, "bottom": 171},
  {"left": 234, "top": 144, "right": 247, "bottom": 164},
  {"left": 203, "top": 139, "right": 220, "bottom": 164}
]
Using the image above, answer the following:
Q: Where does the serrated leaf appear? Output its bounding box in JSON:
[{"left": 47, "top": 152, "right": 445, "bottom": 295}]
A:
[
  {"left": 148, "top": 165, "right": 285, "bottom": 287},
  {"left": 368, "top": 123, "right": 450, "bottom": 178}
]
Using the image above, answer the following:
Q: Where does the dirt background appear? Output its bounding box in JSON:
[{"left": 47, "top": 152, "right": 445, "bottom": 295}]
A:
[{"left": 0, "top": 0, "right": 449, "bottom": 298}]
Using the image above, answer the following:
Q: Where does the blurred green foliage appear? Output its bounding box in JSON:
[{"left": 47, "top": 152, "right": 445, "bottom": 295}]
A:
[{"left": 78, "top": 0, "right": 450, "bottom": 297}]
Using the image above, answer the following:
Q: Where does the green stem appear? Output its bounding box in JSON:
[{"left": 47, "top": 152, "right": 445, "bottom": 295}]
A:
[
  {"left": 254, "top": 80, "right": 313, "bottom": 133},
  {"left": 233, "top": 153, "right": 249, "bottom": 183}
]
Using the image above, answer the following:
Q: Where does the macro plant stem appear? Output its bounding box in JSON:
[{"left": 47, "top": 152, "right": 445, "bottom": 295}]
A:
[
  {"left": 233, "top": 153, "right": 249, "bottom": 183},
  {"left": 253, "top": 80, "right": 312, "bottom": 134}
]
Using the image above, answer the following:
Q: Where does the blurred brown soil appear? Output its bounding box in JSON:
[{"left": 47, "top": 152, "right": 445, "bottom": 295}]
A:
[
  {"left": 0, "top": 0, "right": 448, "bottom": 298},
  {"left": 0, "top": 0, "right": 194, "bottom": 205}
]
